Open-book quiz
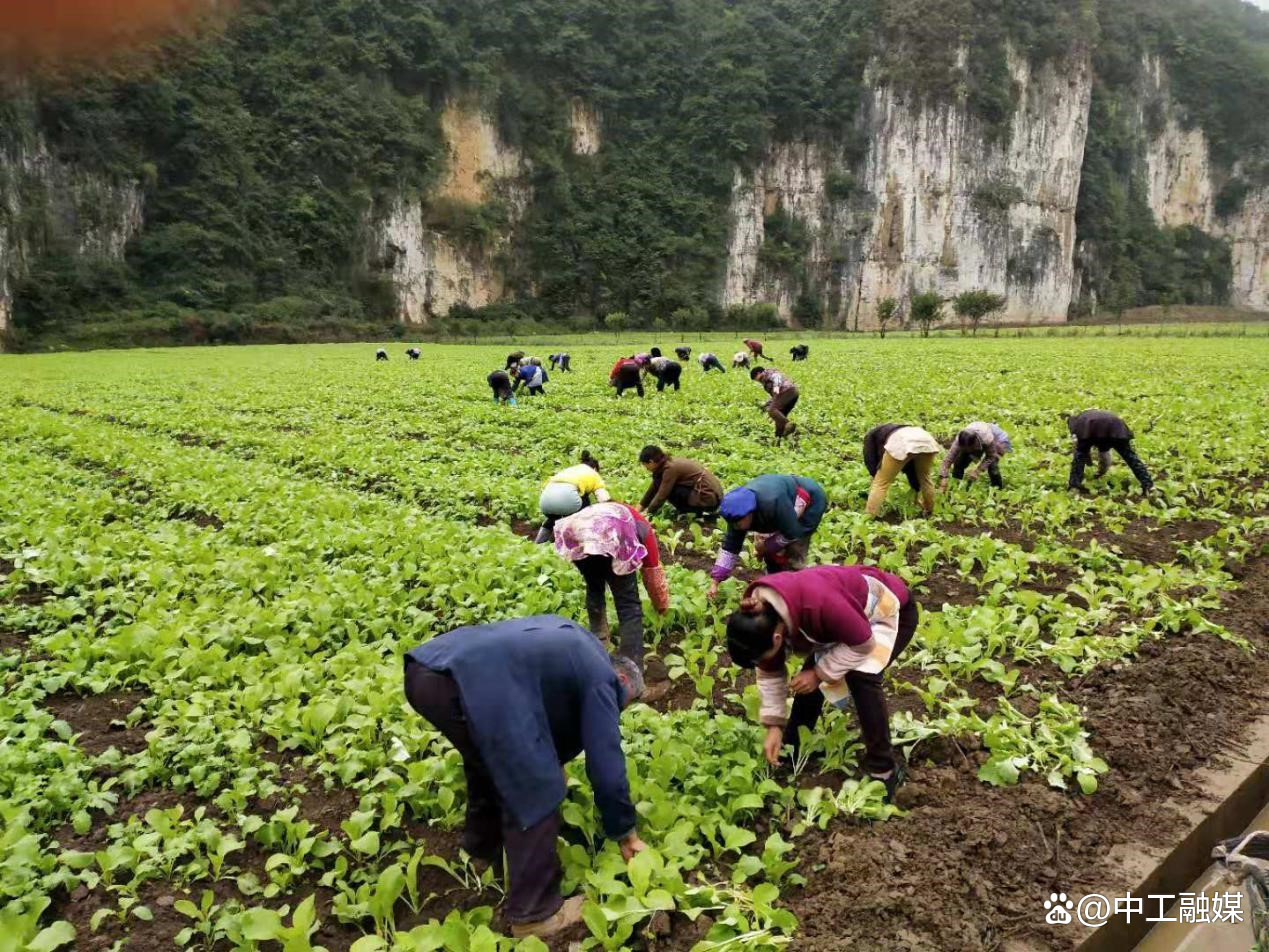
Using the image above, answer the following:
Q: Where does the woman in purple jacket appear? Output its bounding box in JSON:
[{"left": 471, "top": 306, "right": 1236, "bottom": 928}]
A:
[{"left": 725, "top": 564, "right": 919, "bottom": 801}]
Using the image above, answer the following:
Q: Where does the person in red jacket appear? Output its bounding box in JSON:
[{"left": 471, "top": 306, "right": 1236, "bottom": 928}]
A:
[
  {"left": 725, "top": 564, "right": 919, "bottom": 801},
  {"left": 743, "top": 338, "right": 772, "bottom": 362},
  {"left": 609, "top": 356, "right": 644, "bottom": 398}
]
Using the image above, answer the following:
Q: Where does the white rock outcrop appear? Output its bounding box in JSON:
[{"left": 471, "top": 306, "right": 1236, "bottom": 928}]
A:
[
  {"left": 0, "top": 137, "right": 143, "bottom": 340},
  {"left": 723, "top": 49, "right": 1092, "bottom": 328},
  {"left": 373, "top": 101, "right": 529, "bottom": 324},
  {"left": 1141, "top": 56, "right": 1268, "bottom": 309}
]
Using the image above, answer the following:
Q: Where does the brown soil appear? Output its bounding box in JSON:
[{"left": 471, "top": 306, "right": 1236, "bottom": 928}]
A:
[
  {"left": 43, "top": 689, "right": 150, "bottom": 757},
  {"left": 776, "top": 549, "right": 1269, "bottom": 952},
  {"left": 167, "top": 505, "right": 225, "bottom": 530}
]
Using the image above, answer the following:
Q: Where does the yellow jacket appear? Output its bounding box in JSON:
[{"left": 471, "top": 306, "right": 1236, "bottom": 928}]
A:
[{"left": 546, "top": 465, "right": 610, "bottom": 501}]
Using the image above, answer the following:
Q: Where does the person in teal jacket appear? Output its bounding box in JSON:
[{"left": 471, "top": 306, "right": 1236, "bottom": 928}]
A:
[{"left": 707, "top": 474, "right": 827, "bottom": 598}]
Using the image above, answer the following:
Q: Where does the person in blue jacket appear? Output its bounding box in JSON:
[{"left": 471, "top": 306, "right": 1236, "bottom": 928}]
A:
[
  {"left": 706, "top": 474, "right": 828, "bottom": 599},
  {"left": 403, "top": 617, "right": 647, "bottom": 938},
  {"left": 513, "top": 360, "right": 548, "bottom": 397}
]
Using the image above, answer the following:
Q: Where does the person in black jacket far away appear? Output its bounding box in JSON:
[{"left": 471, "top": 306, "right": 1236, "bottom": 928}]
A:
[
  {"left": 1066, "top": 410, "right": 1154, "bottom": 494},
  {"left": 375, "top": 348, "right": 388, "bottom": 361}
]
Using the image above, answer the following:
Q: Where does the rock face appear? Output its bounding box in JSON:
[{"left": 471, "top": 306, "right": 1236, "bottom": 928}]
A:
[
  {"left": 570, "top": 99, "right": 602, "bottom": 157},
  {"left": 723, "top": 50, "right": 1092, "bottom": 328},
  {"left": 0, "top": 135, "right": 143, "bottom": 340},
  {"left": 1141, "top": 56, "right": 1268, "bottom": 309},
  {"left": 372, "top": 101, "right": 530, "bottom": 325}
]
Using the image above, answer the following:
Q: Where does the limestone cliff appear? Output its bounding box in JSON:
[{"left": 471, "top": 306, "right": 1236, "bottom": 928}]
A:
[
  {"left": 723, "top": 49, "right": 1091, "bottom": 329},
  {"left": 0, "top": 134, "right": 143, "bottom": 339},
  {"left": 372, "top": 97, "right": 604, "bottom": 325},
  {"left": 1141, "top": 57, "right": 1268, "bottom": 309}
]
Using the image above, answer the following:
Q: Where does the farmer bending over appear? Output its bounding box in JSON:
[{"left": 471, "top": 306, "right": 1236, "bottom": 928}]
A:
[
  {"left": 513, "top": 360, "right": 547, "bottom": 397},
  {"left": 863, "top": 423, "right": 941, "bottom": 517},
  {"left": 636, "top": 445, "right": 723, "bottom": 517},
  {"left": 675, "top": 346, "right": 692, "bottom": 361},
  {"left": 645, "top": 356, "right": 683, "bottom": 392},
  {"left": 940, "top": 422, "right": 1012, "bottom": 491},
  {"left": 732, "top": 351, "right": 751, "bottom": 370},
  {"left": 1067, "top": 410, "right": 1153, "bottom": 493},
  {"left": 699, "top": 352, "right": 726, "bottom": 373},
  {"left": 535, "top": 452, "right": 609, "bottom": 543},
  {"left": 708, "top": 474, "right": 827, "bottom": 599},
  {"left": 375, "top": 348, "right": 388, "bottom": 362},
  {"left": 726, "top": 563, "right": 919, "bottom": 802},
  {"left": 751, "top": 367, "right": 799, "bottom": 442},
  {"left": 549, "top": 352, "right": 571, "bottom": 372},
  {"left": 553, "top": 501, "right": 669, "bottom": 672},
  {"left": 404, "top": 617, "right": 646, "bottom": 938},
  {"left": 609, "top": 356, "right": 644, "bottom": 398},
  {"left": 743, "top": 338, "right": 771, "bottom": 361},
  {"left": 487, "top": 370, "right": 516, "bottom": 405},
  {"left": 505, "top": 351, "right": 526, "bottom": 371},
  {"left": 789, "top": 344, "right": 809, "bottom": 362},
  {"left": 406, "top": 347, "right": 421, "bottom": 360}
]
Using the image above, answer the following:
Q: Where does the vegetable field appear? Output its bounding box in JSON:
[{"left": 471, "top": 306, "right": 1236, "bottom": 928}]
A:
[{"left": 2, "top": 337, "right": 1267, "bottom": 952}]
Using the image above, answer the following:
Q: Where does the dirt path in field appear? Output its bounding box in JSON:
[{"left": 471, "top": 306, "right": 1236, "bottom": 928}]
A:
[{"left": 746, "top": 546, "right": 1269, "bottom": 952}]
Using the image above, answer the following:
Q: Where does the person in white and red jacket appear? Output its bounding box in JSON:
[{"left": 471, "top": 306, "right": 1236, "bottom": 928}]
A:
[{"left": 725, "top": 563, "right": 920, "bottom": 801}]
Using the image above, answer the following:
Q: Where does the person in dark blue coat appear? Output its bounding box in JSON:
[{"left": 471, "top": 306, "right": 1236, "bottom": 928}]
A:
[
  {"left": 707, "top": 474, "right": 828, "bottom": 599},
  {"left": 404, "top": 616, "right": 647, "bottom": 938}
]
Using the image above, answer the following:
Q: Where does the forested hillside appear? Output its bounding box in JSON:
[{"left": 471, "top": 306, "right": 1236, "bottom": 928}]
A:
[{"left": 2, "top": 0, "right": 1268, "bottom": 348}]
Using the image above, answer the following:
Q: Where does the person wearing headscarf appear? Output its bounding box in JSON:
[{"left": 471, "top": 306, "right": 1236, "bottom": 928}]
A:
[
  {"left": 732, "top": 351, "right": 751, "bottom": 370},
  {"left": 940, "top": 422, "right": 1012, "bottom": 491},
  {"left": 707, "top": 474, "right": 828, "bottom": 598},
  {"left": 675, "top": 346, "right": 692, "bottom": 361},
  {"left": 404, "top": 617, "right": 646, "bottom": 938},
  {"left": 375, "top": 348, "right": 388, "bottom": 362},
  {"left": 506, "top": 350, "right": 526, "bottom": 371},
  {"left": 553, "top": 501, "right": 669, "bottom": 669},
  {"left": 535, "top": 451, "right": 609, "bottom": 543}
]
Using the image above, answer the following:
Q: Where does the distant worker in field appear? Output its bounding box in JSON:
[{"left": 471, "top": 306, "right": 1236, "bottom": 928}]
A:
[
  {"left": 790, "top": 344, "right": 809, "bottom": 362},
  {"left": 375, "top": 348, "right": 388, "bottom": 362},
  {"left": 644, "top": 355, "right": 683, "bottom": 392},
  {"left": 863, "top": 424, "right": 941, "bottom": 518},
  {"left": 549, "top": 352, "right": 571, "bottom": 372},
  {"left": 707, "top": 474, "right": 828, "bottom": 599},
  {"left": 513, "top": 360, "right": 547, "bottom": 397},
  {"left": 743, "top": 338, "right": 772, "bottom": 362},
  {"left": 536, "top": 451, "right": 610, "bottom": 543},
  {"left": 406, "top": 347, "right": 421, "bottom": 360},
  {"left": 940, "top": 422, "right": 1012, "bottom": 491},
  {"left": 404, "top": 617, "right": 646, "bottom": 939},
  {"left": 1066, "top": 410, "right": 1154, "bottom": 494},
  {"left": 725, "top": 563, "right": 919, "bottom": 801},
  {"left": 675, "top": 346, "right": 692, "bottom": 361},
  {"left": 699, "top": 352, "right": 726, "bottom": 373},
  {"left": 609, "top": 355, "right": 645, "bottom": 398},
  {"left": 751, "top": 367, "right": 800, "bottom": 443},
  {"left": 506, "top": 350, "right": 526, "bottom": 371},
  {"left": 732, "top": 351, "right": 751, "bottom": 370},
  {"left": 553, "top": 501, "right": 670, "bottom": 673},
  {"left": 635, "top": 445, "right": 724, "bottom": 517},
  {"left": 487, "top": 369, "right": 516, "bottom": 405}
]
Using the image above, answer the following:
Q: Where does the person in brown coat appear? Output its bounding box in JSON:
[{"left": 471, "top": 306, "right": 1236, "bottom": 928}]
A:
[{"left": 635, "top": 446, "right": 724, "bottom": 516}]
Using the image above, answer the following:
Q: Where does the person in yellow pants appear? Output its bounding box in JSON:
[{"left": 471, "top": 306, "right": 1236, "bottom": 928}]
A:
[{"left": 862, "top": 424, "right": 942, "bottom": 517}]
